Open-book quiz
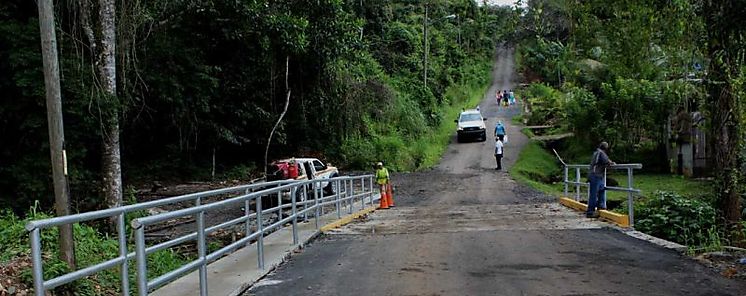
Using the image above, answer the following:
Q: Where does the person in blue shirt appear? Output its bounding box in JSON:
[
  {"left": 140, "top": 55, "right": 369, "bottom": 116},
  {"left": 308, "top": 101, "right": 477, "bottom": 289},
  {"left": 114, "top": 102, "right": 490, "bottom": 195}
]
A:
[{"left": 494, "top": 120, "right": 506, "bottom": 141}]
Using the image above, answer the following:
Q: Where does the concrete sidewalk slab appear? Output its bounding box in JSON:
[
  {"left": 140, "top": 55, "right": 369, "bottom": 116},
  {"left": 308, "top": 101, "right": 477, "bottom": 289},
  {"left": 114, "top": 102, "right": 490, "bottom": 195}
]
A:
[{"left": 151, "top": 202, "right": 376, "bottom": 296}]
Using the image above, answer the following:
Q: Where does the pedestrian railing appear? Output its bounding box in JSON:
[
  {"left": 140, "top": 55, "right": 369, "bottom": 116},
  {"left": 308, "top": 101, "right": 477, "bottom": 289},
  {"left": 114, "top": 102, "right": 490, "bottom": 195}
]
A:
[
  {"left": 26, "top": 175, "right": 374, "bottom": 296},
  {"left": 561, "top": 163, "right": 642, "bottom": 226},
  {"left": 132, "top": 175, "right": 374, "bottom": 295}
]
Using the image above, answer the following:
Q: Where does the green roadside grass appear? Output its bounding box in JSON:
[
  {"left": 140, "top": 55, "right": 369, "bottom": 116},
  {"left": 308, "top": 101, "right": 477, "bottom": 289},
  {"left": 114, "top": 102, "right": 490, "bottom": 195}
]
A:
[
  {"left": 604, "top": 173, "right": 713, "bottom": 202},
  {"left": 509, "top": 140, "right": 564, "bottom": 195}
]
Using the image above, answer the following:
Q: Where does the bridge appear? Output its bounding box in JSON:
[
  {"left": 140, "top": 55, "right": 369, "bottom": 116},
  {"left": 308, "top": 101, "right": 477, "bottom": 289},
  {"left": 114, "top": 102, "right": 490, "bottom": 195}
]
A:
[{"left": 26, "top": 48, "right": 746, "bottom": 296}]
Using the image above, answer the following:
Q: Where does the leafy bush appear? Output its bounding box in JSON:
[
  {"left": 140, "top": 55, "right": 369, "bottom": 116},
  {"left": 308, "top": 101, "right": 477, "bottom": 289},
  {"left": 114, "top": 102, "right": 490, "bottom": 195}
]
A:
[
  {"left": 563, "top": 86, "right": 600, "bottom": 139},
  {"left": 635, "top": 191, "right": 718, "bottom": 246},
  {"left": 523, "top": 83, "right": 565, "bottom": 126}
]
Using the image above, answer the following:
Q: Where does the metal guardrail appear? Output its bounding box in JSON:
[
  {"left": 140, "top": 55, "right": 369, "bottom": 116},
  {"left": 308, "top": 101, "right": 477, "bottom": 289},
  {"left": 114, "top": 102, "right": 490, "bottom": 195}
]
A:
[
  {"left": 25, "top": 178, "right": 305, "bottom": 296},
  {"left": 561, "top": 163, "right": 643, "bottom": 226},
  {"left": 133, "top": 175, "right": 374, "bottom": 295}
]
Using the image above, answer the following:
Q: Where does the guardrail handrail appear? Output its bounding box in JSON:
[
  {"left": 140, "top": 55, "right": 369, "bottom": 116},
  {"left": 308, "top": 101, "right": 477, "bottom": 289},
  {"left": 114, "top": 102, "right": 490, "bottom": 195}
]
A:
[
  {"left": 27, "top": 173, "right": 374, "bottom": 296},
  {"left": 27, "top": 178, "right": 298, "bottom": 296},
  {"left": 133, "top": 175, "right": 375, "bottom": 295},
  {"left": 561, "top": 162, "right": 643, "bottom": 227},
  {"left": 26, "top": 179, "right": 295, "bottom": 231}
]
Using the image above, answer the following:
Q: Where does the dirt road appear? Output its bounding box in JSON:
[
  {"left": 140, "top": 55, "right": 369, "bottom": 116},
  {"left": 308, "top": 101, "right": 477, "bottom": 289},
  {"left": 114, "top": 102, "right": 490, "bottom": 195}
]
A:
[{"left": 246, "top": 48, "right": 746, "bottom": 296}]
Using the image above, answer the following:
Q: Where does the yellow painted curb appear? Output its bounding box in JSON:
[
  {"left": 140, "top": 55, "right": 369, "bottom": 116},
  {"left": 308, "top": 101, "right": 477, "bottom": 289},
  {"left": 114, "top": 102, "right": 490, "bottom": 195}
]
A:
[
  {"left": 319, "top": 205, "right": 379, "bottom": 233},
  {"left": 559, "top": 197, "right": 630, "bottom": 228}
]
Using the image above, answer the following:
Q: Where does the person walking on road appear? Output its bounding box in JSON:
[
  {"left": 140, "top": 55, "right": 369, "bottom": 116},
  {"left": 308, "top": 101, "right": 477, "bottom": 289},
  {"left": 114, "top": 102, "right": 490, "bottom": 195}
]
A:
[
  {"left": 496, "top": 90, "right": 502, "bottom": 106},
  {"left": 375, "top": 162, "right": 394, "bottom": 208},
  {"left": 509, "top": 89, "right": 516, "bottom": 105},
  {"left": 502, "top": 90, "right": 510, "bottom": 107},
  {"left": 587, "top": 142, "right": 616, "bottom": 218},
  {"left": 494, "top": 120, "right": 506, "bottom": 141},
  {"left": 494, "top": 138, "right": 504, "bottom": 170}
]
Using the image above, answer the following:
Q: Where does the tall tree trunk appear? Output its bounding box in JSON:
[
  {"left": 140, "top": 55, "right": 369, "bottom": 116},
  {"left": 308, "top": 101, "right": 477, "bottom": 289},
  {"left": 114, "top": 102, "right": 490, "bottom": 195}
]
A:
[
  {"left": 98, "top": 0, "right": 123, "bottom": 215},
  {"left": 705, "top": 0, "right": 743, "bottom": 235},
  {"left": 81, "top": 0, "right": 123, "bottom": 217},
  {"left": 37, "top": 0, "right": 76, "bottom": 270}
]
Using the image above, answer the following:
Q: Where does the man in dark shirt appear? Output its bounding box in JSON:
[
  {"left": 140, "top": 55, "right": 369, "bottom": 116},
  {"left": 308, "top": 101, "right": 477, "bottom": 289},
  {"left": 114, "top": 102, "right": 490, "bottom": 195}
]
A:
[{"left": 587, "top": 142, "right": 615, "bottom": 218}]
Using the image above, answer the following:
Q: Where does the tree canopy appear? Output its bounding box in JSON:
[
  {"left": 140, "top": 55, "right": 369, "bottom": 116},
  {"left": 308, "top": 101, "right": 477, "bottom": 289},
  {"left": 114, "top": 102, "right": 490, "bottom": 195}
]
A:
[{"left": 0, "top": 0, "right": 514, "bottom": 213}]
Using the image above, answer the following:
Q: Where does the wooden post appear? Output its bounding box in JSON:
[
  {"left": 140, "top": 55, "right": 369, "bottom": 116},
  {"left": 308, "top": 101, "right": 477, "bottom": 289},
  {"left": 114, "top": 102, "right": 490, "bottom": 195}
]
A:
[{"left": 37, "top": 0, "right": 75, "bottom": 269}]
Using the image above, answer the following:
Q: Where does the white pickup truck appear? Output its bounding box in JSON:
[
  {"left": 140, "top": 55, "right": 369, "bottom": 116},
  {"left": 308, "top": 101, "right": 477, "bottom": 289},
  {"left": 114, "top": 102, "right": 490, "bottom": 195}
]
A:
[{"left": 266, "top": 157, "right": 340, "bottom": 194}]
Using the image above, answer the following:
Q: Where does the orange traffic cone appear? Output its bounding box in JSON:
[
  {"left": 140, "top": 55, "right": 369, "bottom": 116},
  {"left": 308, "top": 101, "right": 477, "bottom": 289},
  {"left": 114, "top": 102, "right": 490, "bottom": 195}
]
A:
[
  {"left": 379, "top": 187, "right": 389, "bottom": 209},
  {"left": 386, "top": 184, "right": 395, "bottom": 207}
]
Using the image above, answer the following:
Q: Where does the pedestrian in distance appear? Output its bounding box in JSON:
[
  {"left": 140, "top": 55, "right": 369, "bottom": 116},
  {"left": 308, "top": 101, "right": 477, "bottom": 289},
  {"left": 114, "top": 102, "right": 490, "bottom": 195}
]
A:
[
  {"left": 375, "top": 162, "right": 394, "bottom": 208},
  {"left": 586, "top": 142, "right": 616, "bottom": 218},
  {"left": 502, "top": 90, "right": 509, "bottom": 107},
  {"left": 496, "top": 90, "right": 502, "bottom": 106},
  {"left": 509, "top": 89, "right": 515, "bottom": 105},
  {"left": 494, "top": 120, "right": 506, "bottom": 141},
  {"left": 494, "top": 138, "right": 504, "bottom": 170}
]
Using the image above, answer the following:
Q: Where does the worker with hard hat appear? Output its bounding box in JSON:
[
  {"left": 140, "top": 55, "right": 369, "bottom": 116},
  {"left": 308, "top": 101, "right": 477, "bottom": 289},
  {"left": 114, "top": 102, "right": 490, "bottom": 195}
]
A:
[{"left": 375, "top": 162, "right": 394, "bottom": 208}]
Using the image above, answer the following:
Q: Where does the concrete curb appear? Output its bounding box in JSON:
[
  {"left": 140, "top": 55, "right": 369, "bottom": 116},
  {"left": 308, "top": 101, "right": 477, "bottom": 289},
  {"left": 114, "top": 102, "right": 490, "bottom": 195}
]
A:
[
  {"left": 558, "top": 197, "right": 630, "bottom": 227},
  {"left": 320, "top": 205, "right": 379, "bottom": 233},
  {"left": 621, "top": 229, "right": 688, "bottom": 253}
]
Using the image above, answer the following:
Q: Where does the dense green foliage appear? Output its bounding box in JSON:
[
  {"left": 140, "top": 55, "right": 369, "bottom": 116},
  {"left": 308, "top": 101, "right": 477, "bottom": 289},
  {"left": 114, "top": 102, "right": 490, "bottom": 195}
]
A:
[
  {"left": 635, "top": 191, "right": 719, "bottom": 247},
  {"left": 0, "top": 1, "right": 514, "bottom": 213},
  {"left": 514, "top": 0, "right": 745, "bottom": 243},
  {"left": 516, "top": 0, "right": 706, "bottom": 167}
]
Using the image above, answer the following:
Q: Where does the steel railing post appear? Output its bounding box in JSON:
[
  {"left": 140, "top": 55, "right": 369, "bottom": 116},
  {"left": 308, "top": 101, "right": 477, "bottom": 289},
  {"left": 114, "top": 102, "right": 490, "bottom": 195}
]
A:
[
  {"left": 575, "top": 167, "right": 581, "bottom": 201},
  {"left": 257, "top": 195, "right": 264, "bottom": 269},
  {"left": 196, "top": 210, "right": 208, "bottom": 296},
  {"left": 601, "top": 168, "right": 607, "bottom": 209},
  {"left": 244, "top": 189, "right": 251, "bottom": 244},
  {"left": 317, "top": 182, "right": 322, "bottom": 215},
  {"left": 117, "top": 213, "right": 129, "bottom": 296},
  {"left": 563, "top": 166, "right": 568, "bottom": 196},
  {"left": 314, "top": 181, "right": 320, "bottom": 229},
  {"left": 627, "top": 167, "right": 634, "bottom": 227},
  {"left": 291, "top": 187, "right": 298, "bottom": 245},
  {"left": 360, "top": 178, "right": 365, "bottom": 209},
  {"left": 31, "top": 228, "right": 44, "bottom": 296},
  {"left": 302, "top": 183, "right": 308, "bottom": 222},
  {"left": 277, "top": 191, "right": 283, "bottom": 221},
  {"left": 135, "top": 225, "right": 148, "bottom": 296},
  {"left": 370, "top": 177, "right": 375, "bottom": 206},
  {"left": 335, "top": 180, "right": 341, "bottom": 219},
  {"left": 348, "top": 179, "right": 354, "bottom": 214}
]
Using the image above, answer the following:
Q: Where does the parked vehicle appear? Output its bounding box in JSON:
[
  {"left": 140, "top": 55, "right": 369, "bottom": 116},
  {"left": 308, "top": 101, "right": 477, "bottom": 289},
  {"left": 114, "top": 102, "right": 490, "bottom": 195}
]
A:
[
  {"left": 266, "top": 158, "right": 340, "bottom": 195},
  {"left": 455, "top": 109, "right": 487, "bottom": 142}
]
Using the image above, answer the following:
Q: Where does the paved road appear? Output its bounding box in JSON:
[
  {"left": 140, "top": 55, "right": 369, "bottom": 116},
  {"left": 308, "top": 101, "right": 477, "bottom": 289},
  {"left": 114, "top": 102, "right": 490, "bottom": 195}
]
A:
[{"left": 246, "top": 48, "right": 746, "bottom": 296}]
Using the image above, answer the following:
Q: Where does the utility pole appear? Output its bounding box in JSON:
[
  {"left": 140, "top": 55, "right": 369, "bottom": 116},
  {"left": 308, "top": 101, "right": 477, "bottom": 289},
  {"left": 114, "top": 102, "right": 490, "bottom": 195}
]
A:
[{"left": 37, "top": 0, "right": 76, "bottom": 269}]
